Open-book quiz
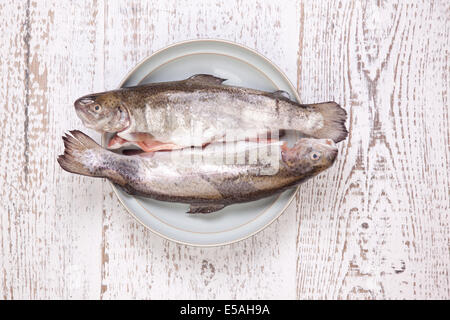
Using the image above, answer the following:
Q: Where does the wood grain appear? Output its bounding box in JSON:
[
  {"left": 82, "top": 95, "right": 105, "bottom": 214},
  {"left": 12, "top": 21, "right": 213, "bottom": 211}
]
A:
[
  {"left": 0, "top": 0, "right": 105, "bottom": 299},
  {"left": 0, "top": 0, "right": 448, "bottom": 299},
  {"left": 295, "top": 0, "right": 449, "bottom": 299},
  {"left": 100, "top": 0, "right": 300, "bottom": 300}
]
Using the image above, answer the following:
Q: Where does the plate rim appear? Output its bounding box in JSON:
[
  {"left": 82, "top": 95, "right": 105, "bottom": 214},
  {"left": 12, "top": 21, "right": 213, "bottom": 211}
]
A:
[{"left": 107, "top": 38, "right": 300, "bottom": 247}]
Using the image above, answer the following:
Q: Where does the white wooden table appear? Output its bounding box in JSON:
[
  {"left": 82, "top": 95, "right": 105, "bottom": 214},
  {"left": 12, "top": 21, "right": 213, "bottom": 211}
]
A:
[{"left": 0, "top": 0, "right": 448, "bottom": 299}]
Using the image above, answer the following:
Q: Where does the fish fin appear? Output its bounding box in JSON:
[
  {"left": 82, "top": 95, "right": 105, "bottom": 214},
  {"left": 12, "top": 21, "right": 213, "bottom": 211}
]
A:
[
  {"left": 186, "top": 74, "right": 227, "bottom": 85},
  {"left": 187, "top": 204, "right": 226, "bottom": 214},
  {"left": 136, "top": 140, "right": 181, "bottom": 152},
  {"left": 117, "top": 132, "right": 181, "bottom": 152},
  {"left": 57, "top": 130, "right": 102, "bottom": 177},
  {"left": 308, "top": 101, "right": 348, "bottom": 143},
  {"left": 271, "top": 90, "right": 291, "bottom": 100},
  {"left": 108, "top": 133, "right": 133, "bottom": 149}
]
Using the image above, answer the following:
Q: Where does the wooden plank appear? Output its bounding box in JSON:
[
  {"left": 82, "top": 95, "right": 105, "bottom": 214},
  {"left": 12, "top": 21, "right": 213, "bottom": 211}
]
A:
[
  {"left": 0, "top": 0, "right": 29, "bottom": 300},
  {"left": 0, "top": 0, "right": 104, "bottom": 299},
  {"left": 0, "top": 0, "right": 448, "bottom": 300},
  {"left": 295, "top": 0, "right": 449, "bottom": 299},
  {"left": 100, "top": 0, "right": 300, "bottom": 299}
]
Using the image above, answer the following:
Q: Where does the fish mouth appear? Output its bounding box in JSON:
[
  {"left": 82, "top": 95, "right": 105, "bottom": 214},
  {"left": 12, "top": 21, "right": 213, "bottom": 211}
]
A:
[
  {"left": 74, "top": 103, "right": 88, "bottom": 121},
  {"left": 74, "top": 100, "right": 108, "bottom": 131},
  {"left": 74, "top": 102, "right": 96, "bottom": 128},
  {"left": 74, "top": 96, "right": 92, "bottom": 116},
  {"left": 74, "top": 95, "right": 98, "bottom": 115}
]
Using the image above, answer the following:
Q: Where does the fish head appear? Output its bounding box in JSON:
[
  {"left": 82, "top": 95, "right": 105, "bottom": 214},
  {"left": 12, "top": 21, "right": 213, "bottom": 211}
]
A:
[
  {"left": 282, "top": 138, "right": 338, "bottom": 175},
  {"left": 74, "top": 92, "right": 130, "bottom": 133}
]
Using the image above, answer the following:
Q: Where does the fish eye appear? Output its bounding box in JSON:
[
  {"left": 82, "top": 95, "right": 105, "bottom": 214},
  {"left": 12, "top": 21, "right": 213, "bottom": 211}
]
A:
[
  {"left": 310, "top": 152, "right": 321, "bottom": 161},
  {"left": 93, "top": 105, "right": 101, "bottom": 112}
]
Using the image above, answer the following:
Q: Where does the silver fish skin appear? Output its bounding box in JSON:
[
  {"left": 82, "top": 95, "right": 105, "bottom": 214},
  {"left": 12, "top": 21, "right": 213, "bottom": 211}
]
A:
[
  {"left": 58, "top": 130, "right": 338, "bottom": 213},
  {"left": 74, "top": 74, "right": 348, "bottom": 152}
]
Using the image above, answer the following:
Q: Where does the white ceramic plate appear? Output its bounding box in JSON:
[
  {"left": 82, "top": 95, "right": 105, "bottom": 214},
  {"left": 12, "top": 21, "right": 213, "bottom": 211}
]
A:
[{"left": 105, "top": 39, "right": 300, "bottom": 246}]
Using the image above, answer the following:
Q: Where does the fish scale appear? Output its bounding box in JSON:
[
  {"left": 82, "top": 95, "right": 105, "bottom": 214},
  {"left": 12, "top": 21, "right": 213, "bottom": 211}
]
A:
[
  {"left": 74, "top": 74, "right": 348, "bottom": 153},
  {"left": 58, "top": 130, "right": 339, "bottom": 214}
]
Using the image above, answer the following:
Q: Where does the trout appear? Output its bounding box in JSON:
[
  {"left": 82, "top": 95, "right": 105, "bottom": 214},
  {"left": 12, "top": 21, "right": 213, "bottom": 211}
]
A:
[
  {"left": 74, "top": 74, "right": 347, "bottom": 152},
  {"left": 57, "top": 130, "right": 338, "bottom": 213}
]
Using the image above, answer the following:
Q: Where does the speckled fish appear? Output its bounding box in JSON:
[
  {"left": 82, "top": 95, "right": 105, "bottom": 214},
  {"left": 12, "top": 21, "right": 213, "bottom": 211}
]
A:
[
  {"left": 57, "top": 130, "right": 338, "bottom": 213},
  {"left": 74, "top": 74, "right": 347, "bottom": 152}
]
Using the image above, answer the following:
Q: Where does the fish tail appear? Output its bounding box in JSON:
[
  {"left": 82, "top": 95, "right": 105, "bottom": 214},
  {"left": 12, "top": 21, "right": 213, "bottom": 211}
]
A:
[
  {"left": 57, "top": 130, "right": 103, "bottom": 177},
  {"left": 309, "top": 101, "right": 348, "bottom": 143}
]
